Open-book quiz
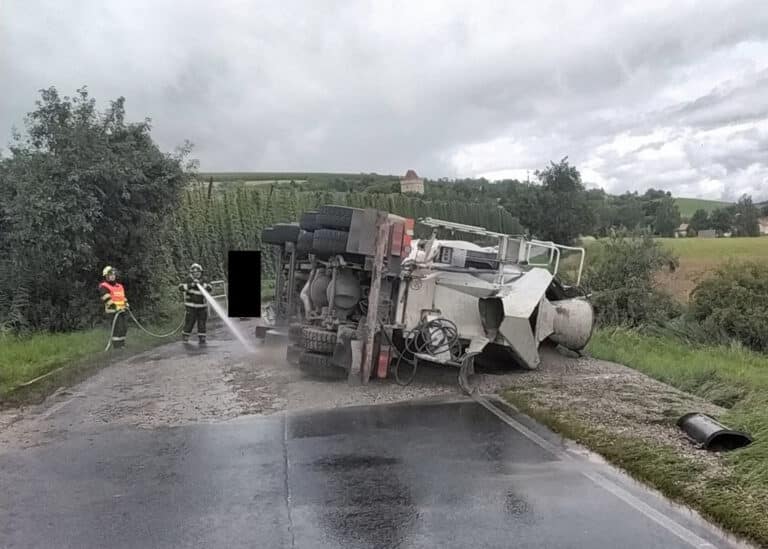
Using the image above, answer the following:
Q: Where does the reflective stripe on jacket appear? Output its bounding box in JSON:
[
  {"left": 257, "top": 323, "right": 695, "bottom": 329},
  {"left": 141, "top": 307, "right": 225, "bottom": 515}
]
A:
[
  {"left": 180, "top": 277, "right": 212, "bottom": 308},
  {"left": 99, "top": 281, "right": 127, "bottom": 312}
]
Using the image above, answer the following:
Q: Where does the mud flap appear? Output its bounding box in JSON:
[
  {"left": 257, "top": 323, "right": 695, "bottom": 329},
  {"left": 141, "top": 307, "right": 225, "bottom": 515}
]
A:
[
  {"left": 677, "top": 412, "right": 752, "bottom": 451},
  {"left": 332, "top": 326, "right": 356, "bottom": 372}
]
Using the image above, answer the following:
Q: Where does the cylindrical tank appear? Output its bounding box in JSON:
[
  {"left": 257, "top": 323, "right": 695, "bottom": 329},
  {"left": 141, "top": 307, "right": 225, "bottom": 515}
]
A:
[
  {"left": 310, "top": 269, "right": 331, "bottom": 308},
  {"left": 548, "top": 298, "right": 594, "bottom": 351},
  {"left": 328, "top": 268, "right": 361, "bottom": 311}
]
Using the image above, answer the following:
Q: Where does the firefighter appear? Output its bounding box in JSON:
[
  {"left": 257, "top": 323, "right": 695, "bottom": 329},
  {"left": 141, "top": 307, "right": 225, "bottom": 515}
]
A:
[
  {"left": 179, "top": 263, "right": 212, "bottom": 344},
  {"left": 99, "top": 266, "right": 129, "bottom": 348}
]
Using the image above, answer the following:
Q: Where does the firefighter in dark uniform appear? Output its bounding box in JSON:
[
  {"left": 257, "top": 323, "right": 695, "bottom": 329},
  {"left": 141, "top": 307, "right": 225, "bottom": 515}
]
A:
[
  {"left": 99, "top": 266, "right": 129, "bottom": 348},
  {"left": 179, "top": 263, "right": 212, "bottom": 344}
]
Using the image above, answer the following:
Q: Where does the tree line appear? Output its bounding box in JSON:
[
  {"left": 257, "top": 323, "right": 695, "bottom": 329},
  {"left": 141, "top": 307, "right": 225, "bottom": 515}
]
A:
[{"left": 1, "top": 87, "right": 763, "bottom": 333}]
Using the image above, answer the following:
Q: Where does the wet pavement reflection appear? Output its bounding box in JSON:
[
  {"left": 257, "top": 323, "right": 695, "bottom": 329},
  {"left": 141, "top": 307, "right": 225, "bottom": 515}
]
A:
[{"left": 1, "top": 399, "right": 745, "bottom": 548}]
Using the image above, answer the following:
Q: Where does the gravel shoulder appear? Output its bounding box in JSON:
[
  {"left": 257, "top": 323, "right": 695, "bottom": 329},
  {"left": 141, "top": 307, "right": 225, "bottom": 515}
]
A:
[{"left": 0, "top": 321, "right": 720, "bottom": 460}]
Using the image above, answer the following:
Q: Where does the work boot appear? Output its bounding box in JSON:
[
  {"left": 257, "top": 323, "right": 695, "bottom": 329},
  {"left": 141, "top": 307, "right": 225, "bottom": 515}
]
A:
[
  {"left": 198, "top": 336, "right": 207, "bottom": 346},
  {"left": 182, "top": 334, "right": 190, "bottom": 344}
]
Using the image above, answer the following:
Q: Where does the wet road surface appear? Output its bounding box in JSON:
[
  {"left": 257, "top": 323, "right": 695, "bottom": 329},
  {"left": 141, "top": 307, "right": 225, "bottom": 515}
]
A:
[{"left": 1, "top": 398, "right": 743, "bottom": 548}]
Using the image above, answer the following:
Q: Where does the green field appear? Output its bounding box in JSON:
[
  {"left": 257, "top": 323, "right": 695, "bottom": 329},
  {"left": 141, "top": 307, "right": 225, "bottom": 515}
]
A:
[
  {"left": 658, "top": 236, "right": 768, "bottom": 260},
  {"left": 674, "top": 197, "right": 731, "bottom": 218}
]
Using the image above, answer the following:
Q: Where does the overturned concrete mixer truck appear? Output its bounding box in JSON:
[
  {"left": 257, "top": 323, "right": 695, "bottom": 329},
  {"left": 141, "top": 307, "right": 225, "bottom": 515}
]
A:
[{"left": 259, "top": 205, "right": 594, "bottom": 388}]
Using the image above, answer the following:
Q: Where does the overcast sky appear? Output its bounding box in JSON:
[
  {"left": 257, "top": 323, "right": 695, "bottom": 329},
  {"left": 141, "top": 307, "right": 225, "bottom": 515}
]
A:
[{"left": 2, "top": 1, "right": 768, "bottom": 200}]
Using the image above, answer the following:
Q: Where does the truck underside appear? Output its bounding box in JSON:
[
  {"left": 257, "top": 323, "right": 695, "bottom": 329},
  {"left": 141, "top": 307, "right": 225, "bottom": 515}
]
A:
[{"left": 259, "top": 205, "right": 594, "bottom": 388}]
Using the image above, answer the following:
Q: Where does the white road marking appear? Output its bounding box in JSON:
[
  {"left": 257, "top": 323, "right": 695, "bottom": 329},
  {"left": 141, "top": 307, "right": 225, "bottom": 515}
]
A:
[{"left": 474, "top": 394, "right": 720, "bottom": 549}]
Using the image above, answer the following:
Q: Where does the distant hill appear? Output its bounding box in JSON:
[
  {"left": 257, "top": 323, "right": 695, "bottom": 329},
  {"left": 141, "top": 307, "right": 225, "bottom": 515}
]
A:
[
  {"left": 198, "top": 171, "right": 396, "bottom": 184},
  {"left": 674, "top": 197, "right": 731, "bottom": 218},
  {"left": 198, "top": 173, "right": 743, "bottom": 219}
]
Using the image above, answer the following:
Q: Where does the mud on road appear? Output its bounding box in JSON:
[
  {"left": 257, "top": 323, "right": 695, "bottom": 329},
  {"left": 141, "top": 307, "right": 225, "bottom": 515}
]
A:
[{"left": 0, "top": 319, "right": 721, "bottom": 462}]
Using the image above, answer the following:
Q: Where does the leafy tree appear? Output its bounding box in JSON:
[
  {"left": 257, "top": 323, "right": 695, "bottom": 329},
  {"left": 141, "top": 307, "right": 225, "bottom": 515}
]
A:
[
  {"left": 533, "top": 158, "right": 593, "bottom": 243},
  {"left": 761, "top": 204, "right": 768, "bottom": 217},
  {"left": 643, "top": 188, "right": 672, "bottom": 200},
  {"left": 733, "top": 194, "right": 760, "bottom": 237},
  {"left": 689, "top": 209, "right": 710, "bottom": 232},
  {"left": 582, "top": 233, "right": 679, "bottom": 326},
  {"left": 0, "top": 87, "right": 190, "bottom": 331},
  {"left": 709, "top": 208, "right": 734, "bottom": 234},
  {"left": 651, "top": 196, "right": 681, "bottom": 236},
  {"left": 614, "top": 193, "right": 645, "bottom": 231}
]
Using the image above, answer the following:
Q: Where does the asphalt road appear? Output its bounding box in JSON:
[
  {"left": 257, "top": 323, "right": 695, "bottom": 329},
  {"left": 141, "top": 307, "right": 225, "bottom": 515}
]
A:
[{"left": 0, "top": 395, "right": 744, "bottom": 549}]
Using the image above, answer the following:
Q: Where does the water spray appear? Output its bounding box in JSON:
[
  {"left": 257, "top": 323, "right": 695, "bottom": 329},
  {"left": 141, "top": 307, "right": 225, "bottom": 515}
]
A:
[{"left": 197, "top": 283, "right": 255, "bottom": 353}]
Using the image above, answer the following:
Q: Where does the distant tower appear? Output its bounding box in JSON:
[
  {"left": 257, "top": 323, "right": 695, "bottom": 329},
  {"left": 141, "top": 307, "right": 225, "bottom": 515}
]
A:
[{"left": 400, "top": 169, "right": 425, "bottom": 194}]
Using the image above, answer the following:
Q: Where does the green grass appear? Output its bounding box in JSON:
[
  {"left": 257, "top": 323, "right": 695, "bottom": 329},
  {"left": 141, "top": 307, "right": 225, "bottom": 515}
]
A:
[
  {"left": 674, "top": 197, "right": 731, "bottom": 218},
  {"left": 0, "top": 329, "right": 107, "bottom": 395},
  {"left": 0, "top": 315, "right": 184, "bottom": 399},
  {"left": 504, "top": 388, "right": 768, "bottom": 545},
  {"left": 658, "top": 236, "right": 768, "bottom": 261},
  {"left": 582, "top": 328, "right": 768, "bottom": 544}
]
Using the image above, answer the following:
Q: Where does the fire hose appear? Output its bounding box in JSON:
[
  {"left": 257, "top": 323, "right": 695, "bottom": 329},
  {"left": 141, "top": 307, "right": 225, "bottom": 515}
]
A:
[{"left": 103, "top": 309, "right": 185, "bottom": 352}]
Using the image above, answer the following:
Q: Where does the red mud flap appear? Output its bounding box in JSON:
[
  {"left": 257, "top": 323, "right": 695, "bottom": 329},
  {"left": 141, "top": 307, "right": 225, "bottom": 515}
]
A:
[{"left": 376, "top": 344, "right": 391, "bottom": 379}]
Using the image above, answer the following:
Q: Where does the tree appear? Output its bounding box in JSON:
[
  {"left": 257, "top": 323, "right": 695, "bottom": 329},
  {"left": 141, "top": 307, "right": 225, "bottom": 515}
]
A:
[
  {"left": 733, "top": 194, "right": 760, "bottom": 237},
  {"left": 582, "top": 233, "right": 678, "bottom": 326},
  {"left": 533, "top": 158, "right": 593, "bottom": 243},
  {"left": 614, "top": 193, "right": 645, "bottom": 231},
  {"left": 0, "top": 86, "right": 191, "bottom": 331},
  {"left": 689, "top": 209, "right": 710, "bottom": 232},
  {"left": 651, "top": 196, "right": 681, "bottom": 237},
  {"left": 709, "top": 208, "right": 734, "bottom": 234}
]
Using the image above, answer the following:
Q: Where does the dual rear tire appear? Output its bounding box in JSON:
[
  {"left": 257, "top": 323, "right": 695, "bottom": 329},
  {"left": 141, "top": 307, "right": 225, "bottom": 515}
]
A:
[{"left": 285, "top": 324, "right": 346, "bottom": 380}]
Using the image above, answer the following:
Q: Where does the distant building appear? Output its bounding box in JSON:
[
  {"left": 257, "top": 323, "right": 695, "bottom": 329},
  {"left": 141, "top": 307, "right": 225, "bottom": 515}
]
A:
[
  {"left": 400, "top": 169, "right": 425, "bottom": 194},
  {"left": 674, "top": 223, "right": 692, "bottom": 238},
  {"left": 697, "top": 229, "right": 717, "bottom": 238},
  {"left": 758, "top": 217, "right": 768, "bottom": 235}
]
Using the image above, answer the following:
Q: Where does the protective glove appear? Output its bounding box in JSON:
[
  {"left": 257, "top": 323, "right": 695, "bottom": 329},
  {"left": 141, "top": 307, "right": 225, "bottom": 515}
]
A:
[
  {"left": 124, "top": 303, "right": 130, "bottom": 310},
  {"left": 178, "top": 283, "right": 186, "bottom": 292},
  {"left": 204, "top": 283, "right": 213, "bottom": 292}
]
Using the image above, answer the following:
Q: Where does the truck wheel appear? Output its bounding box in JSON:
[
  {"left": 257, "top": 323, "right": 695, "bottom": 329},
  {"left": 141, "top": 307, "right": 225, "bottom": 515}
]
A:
[
  {"left": 286, "top": 343, "right": 302, "bottom": 365},
  {"left": 297, "top": 230, "right": 314, "bottom": 252},
  {"left": 301, "top": 326, "right": 337, "bottom": 353},
  {"left": 261, "top": 223, "right": 301, "bottom": 244},
  {"left": 317, "top": 205, "right": 358, "bottom": 230},
  {"left": 299, "top": 211, "right": 320, "bottom": 231},
  {"left": 298, "top": 351, "right": 348, "bottom": 380},
  {"left": 312, "top": 229, "right": 348, "bottom": 256},
  {"left": 288, "top": 323, "right": 304, "bottom": 344}
]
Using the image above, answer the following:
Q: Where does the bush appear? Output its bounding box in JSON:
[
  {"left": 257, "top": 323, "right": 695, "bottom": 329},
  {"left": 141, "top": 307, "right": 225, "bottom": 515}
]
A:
[
  {"left": 0, "top": 87, "right": 190, "bottom": 331},
  {"left": 690, "top": 262, "right": 768, "bottom": 352},
  {"left": 582, "top": 233, "right": 679, "bottom": 326}
]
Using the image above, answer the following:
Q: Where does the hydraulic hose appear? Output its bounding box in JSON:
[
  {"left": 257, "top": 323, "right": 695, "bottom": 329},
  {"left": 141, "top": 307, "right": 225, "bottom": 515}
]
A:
[{"left": 382, "top": 317, "right": 462, "bottom": 387}]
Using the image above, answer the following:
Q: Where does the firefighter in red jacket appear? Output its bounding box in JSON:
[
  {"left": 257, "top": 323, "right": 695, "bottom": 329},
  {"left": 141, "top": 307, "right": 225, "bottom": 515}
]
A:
[{"left": 99, "top": 266, "right": 129, "bottom": 348}]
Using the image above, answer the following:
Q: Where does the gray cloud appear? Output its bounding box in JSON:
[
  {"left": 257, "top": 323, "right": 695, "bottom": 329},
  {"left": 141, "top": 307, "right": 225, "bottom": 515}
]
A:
[{"left": 2, "top": 0, "right": 768, "bottom": 201}]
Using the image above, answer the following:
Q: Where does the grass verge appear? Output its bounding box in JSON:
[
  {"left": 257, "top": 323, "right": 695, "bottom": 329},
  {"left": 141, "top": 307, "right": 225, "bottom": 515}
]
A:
[
  {"left": 502, "top": 328, "right": 768, "bottom": 546},
  {"left": 0, "top": 313, "right": 185, "bottom": 405}
]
